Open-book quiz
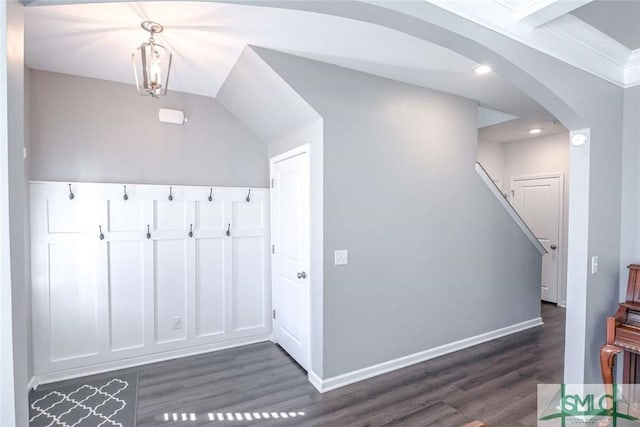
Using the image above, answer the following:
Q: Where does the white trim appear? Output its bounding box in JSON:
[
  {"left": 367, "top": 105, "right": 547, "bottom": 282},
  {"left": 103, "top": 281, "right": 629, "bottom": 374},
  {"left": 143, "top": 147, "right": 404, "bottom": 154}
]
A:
[
  {"left": 510, "top": 172, "right": 564, "bottom": 181},
  {"left": 269, "top": 143, "right": 310, "bottom": 164},
  {"left": 29, "top": 180, "right": 267, "bottom": 192},
  {"left": 27, "top": 376, "right": 38, "bottom": 391},
  {"left": 310, "top": 317, "right": 543, "bottom": 393},
  {"left": 307, "top": 370, "right": 323, "bottom": 393},
  {"left": 625, "top": 51, "right": 640, "bottom": 85},
  {"left": 475, "top": 163, "right": 546, "bottom": 255},
  {"left": 563, "top": 128, "right": 590, "bottom": 385},
  {"left": 515, "top": 0, "right": 594, "bottom": 28},
  {"left": 32, "top": 334, "right": 271, "bottom": 388}
]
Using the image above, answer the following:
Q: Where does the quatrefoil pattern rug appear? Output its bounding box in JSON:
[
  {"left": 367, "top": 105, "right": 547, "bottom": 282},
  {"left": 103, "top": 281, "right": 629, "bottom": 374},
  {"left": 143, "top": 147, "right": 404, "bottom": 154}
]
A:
[{"left": 29, "top": 372, "right": 138, "bottom": 427}]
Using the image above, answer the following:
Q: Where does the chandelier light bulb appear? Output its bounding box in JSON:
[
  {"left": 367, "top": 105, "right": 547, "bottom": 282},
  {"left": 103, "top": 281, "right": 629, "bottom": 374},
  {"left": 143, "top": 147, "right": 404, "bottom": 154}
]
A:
[{"left": 132, "top": 21, "right": 172, "bottom": 98}]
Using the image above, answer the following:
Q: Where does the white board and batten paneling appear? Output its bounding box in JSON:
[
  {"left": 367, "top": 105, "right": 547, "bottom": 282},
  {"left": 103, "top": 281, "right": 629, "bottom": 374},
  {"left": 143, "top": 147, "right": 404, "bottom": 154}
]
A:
[{"left": 30, "top": 181, "right": 270, "bottom": 384}]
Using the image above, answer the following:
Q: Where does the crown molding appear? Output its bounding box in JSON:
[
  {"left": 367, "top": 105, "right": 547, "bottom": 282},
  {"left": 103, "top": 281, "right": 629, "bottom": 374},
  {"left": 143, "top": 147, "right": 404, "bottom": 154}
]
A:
[
  {"left": 427, "top": 0, "right": 640, "bottom": 88},
  {"left": 626, "top": 50, "right": 640, "bottom": 85}
]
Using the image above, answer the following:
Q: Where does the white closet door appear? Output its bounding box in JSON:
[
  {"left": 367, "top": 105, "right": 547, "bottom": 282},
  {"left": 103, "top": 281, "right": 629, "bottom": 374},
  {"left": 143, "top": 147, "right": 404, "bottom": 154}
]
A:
[
  {"left": 270, "top": 147, "right": 310, "bottom": 371},
  {"left": 511, "top": 175, "right": 563, "bottom": 303}
]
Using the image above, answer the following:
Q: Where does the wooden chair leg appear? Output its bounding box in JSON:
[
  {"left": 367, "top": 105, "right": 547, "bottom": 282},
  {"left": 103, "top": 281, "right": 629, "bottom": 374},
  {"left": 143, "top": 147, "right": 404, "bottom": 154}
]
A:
[
  {"left": 602, "top": 344, "right": 622, "bottom": 385},
  {"left": 601, "top": 344, "right": 623, "bottom": 415}
]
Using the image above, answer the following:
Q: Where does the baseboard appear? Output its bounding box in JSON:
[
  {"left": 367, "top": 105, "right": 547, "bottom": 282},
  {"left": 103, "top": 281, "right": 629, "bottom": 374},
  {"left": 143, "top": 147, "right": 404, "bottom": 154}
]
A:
[
  {"left": 308, "top": 370, "right": 323, "bottom": 393},
  {"left": 28, "top": 376, "right": 38, "bottom": 391},
  {"left": 311, "top": 317, "right": 543, "bottom": 393},
  {"left": 33, "top": 334, "right": 271, "bottom": 387}
]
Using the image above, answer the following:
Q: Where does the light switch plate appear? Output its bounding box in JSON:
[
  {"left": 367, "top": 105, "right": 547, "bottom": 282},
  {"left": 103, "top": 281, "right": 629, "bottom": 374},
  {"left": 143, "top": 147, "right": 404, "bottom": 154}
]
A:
[
  {"left": 591, "top": 256, "right": 598, "bottom": 274},
  {"left": 334, "top": 249, "right": 348, "bottom": 266}
]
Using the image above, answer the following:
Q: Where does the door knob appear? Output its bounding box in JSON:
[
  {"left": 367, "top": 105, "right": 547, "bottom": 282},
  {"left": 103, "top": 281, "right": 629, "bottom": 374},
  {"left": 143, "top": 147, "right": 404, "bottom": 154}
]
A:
[
  {"left": 297, "top": 272, "right": 307, "bottom": 279},
  {"left": 550, "top": 244, "right": 557, "bottom": 250}
]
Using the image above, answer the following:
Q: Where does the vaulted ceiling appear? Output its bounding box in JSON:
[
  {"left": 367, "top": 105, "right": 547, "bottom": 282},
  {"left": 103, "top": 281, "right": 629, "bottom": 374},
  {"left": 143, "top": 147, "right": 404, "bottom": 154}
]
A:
[
  {"left": 31, "top": 0, "right": 623, "bottom": 143},
  {"left": 25, "top": 1, "right": 543, "bottom": 117}
]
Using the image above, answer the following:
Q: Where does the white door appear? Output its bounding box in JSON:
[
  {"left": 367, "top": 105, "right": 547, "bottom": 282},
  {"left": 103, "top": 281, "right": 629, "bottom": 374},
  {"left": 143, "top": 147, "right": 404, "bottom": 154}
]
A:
[
  {"left": 511, "top": 175, "right": 563, "bottom": 303},
  {"left": 270, "top": 145, "right": 310, "bottom": 370}
]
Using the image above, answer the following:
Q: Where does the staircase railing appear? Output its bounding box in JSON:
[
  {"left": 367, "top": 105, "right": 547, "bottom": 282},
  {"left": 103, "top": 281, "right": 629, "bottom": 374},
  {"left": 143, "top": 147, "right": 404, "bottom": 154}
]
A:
[{"left": 475, "top": 162, "right": 546, "bottom": 255}]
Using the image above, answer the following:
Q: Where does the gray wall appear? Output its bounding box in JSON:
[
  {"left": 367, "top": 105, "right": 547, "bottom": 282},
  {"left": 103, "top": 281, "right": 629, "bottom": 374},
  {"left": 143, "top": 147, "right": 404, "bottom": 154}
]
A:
[
  {"left": 478, "top": 133, "right": 570, "bottom": 306},
  {"left": 255, "top": 49, "right": 542, "bottom": 378},
  {"left": 621, "top": 86, "right": 640, "bottom": 300},
  {"left": 29, "top": 70, "right": 268, "bottom": 187},
  {"left": 222, "top": 0, "right": 624, "bottom": 384},
  {"left": 217, "top": 46, "right": 320, "bottom": 143}
]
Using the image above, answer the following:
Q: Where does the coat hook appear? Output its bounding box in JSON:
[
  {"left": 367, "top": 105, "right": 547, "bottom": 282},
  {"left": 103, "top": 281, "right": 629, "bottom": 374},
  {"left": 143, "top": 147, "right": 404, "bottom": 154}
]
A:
[
  {"left": 246, "top": 189, "right": 251, "bottom": 202},
  {"left": 208, "top": 188, "right": 213, "bottom": 202},
  {"left": 168, "top": 186, "right": 173, "bottom": 201},
  {"left": 226, "top": 223, "right": 231, "bottom": 237},
  {"left": 68, "top": 184, "right": 75, "bottom": 200},
  {"left": 123, "top": 185, "right": 128, "bottom": 201},
  {"left": 188, "top": 224, "right": 193, "bottom": 238},
  {"left": 99, "top": 225, "right": 104, "bottom": 240},
  {"left": 146, "top": 225, "right": 151, "bottom": 239}
]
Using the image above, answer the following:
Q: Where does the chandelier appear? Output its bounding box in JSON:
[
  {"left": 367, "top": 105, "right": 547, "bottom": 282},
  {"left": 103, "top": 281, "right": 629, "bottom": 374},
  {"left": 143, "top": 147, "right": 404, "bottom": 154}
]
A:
[{"left": 132, "top": 21, "right": 172, "bottom": 98}]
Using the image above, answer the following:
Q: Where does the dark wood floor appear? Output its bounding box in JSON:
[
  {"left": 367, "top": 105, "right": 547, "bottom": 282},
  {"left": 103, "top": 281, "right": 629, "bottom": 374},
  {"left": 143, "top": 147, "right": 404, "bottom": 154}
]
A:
[{"left": 41, "top": 303, "right": 565, "bottom": 426}]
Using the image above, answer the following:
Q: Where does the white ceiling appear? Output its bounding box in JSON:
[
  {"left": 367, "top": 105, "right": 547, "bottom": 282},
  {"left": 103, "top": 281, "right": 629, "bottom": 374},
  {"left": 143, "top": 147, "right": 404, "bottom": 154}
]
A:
[
  {"left": 25, "top": 0, "right": 557, "bottom": 142},
  {"left": 572, "top": 0, "right": 640, "bottom": 50}
]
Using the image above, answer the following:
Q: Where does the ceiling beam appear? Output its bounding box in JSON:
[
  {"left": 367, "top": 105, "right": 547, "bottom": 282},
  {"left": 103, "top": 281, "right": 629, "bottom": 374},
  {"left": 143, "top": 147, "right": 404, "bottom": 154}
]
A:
[{"left": 515, "top": 0, "right": 595, "bottom": 27}]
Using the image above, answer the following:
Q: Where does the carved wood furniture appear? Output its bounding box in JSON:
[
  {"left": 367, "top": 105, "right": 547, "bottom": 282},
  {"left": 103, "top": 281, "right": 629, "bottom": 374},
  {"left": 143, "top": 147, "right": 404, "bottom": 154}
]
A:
[{"left": 601, "top": 264, "right": 640, "bottom": 388}]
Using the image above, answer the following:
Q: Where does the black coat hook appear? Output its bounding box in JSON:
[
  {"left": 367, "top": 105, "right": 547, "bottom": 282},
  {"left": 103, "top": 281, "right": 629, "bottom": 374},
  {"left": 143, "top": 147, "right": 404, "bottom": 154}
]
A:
[
  {"left": 208, "top": 188, "right": 213, "bottom": 202},
  {"left": 246, "top": 189, "right": 251, "bottom": 202},
  {"left": 168, "top": 186, "right": 173, "bottom": 201},
  {"left": 146, "top": 225, "right": 151, "bottom": 239},
  {"left": 123, "top": 185, "right": 128, "bottom": 201},
  {"left": 68, "top": 184, "right": 75, "bottom": 200},
  {"left": 188, "top": 224, "right": 193, "bottom": 238},
  {"left": 226, "top": 223, "right": 231, "bottom": 237},
  {"left": 99, "top": 225, "right": 104, "bottom": 240}
]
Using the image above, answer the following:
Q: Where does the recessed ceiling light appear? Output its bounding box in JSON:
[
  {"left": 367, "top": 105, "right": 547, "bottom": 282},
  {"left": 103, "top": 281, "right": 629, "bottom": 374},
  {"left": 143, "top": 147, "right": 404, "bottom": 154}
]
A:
[
  {"left": 473, "top": 64, "right": 492, "bottom": 75},
  {"left": 571, "top": 133, "right": 588, "bottom": 146},
  {"left": 528, "top": 128, "right": 542, "bottom": 135}
]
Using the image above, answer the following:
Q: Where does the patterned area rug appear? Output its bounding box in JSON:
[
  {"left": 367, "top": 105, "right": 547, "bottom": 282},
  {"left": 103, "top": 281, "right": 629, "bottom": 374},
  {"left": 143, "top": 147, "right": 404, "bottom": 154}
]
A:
[{"left": 29, "top": 372, "right": 138, "bottom": 427}]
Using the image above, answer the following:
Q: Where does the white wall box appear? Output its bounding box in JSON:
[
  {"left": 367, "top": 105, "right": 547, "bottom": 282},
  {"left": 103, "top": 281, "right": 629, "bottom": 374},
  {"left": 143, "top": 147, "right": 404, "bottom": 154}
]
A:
[{"left": 30, "top": 181, "right": 270, "bottom": 384}]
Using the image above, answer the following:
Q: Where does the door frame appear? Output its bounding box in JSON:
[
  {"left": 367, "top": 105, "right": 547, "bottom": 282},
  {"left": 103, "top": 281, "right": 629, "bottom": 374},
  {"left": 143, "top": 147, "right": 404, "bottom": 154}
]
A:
[
  {"left": 510, "top": 172, "right": 565, "bottom": 305},
  {"left": 269, "top": 144, "right": 312, "bottom": 369}
]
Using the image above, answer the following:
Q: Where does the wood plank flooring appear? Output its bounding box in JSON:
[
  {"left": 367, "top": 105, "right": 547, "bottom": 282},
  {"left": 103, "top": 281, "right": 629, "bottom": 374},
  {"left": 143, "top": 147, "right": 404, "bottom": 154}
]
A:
[{"left": 39, "top": 303, "right": 565, "bottom": 426}]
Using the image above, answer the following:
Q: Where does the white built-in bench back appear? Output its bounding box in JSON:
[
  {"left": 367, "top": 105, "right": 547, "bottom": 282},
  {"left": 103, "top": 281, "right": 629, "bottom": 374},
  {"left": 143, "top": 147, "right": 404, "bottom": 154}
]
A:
[{"left": 30, "top": 181, "right": 270, "bottom": 384}]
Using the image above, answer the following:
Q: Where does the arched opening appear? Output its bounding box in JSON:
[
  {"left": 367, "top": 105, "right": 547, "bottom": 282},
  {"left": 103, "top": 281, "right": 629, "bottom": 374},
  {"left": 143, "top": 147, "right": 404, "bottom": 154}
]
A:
[{"left": 8, "top": 1, "right": 623, "bottom": 426}]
